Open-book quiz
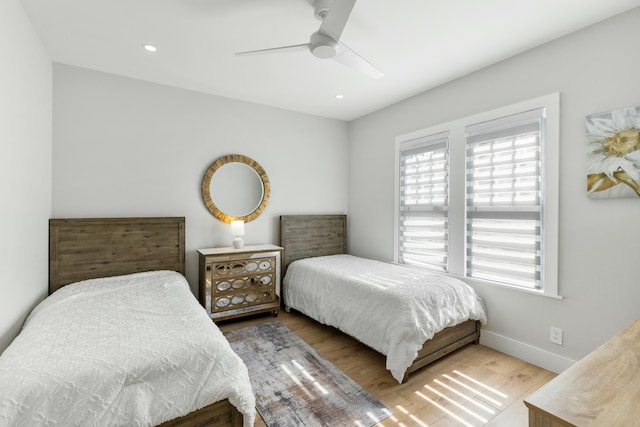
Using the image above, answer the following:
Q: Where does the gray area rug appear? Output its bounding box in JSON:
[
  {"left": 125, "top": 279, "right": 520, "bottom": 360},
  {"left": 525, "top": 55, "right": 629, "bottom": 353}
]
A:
[{"left": 224, "top": 321, "right": 392, "bottom": 427}]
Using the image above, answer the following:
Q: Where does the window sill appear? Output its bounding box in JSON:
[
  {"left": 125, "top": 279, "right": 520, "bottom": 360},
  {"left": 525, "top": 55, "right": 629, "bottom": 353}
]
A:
[{"left": 454, "top": 274, "right": 563, "bottom": 300}]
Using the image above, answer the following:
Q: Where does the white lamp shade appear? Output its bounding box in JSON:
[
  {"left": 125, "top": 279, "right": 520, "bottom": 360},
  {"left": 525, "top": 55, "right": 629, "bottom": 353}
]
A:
[{"left": 230, "top": 220, "right": 245, "bottom": 236}]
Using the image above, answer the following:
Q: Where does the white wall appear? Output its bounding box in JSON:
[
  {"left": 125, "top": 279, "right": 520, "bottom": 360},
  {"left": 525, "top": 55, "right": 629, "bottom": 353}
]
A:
[
  {"left": 349, "top": 7, "right": 640, "bottom": 372},
  {"left": 0, "top": 0, "right": 52, "bottom": 353},
  {"left": 52, "top": 64, "right": 349, "bottom": 292}
]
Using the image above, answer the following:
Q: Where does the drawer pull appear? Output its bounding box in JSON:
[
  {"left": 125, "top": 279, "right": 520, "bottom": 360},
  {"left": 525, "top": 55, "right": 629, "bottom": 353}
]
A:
[{"left": 259, "top": 260, "right": 271, "bottom": 270}]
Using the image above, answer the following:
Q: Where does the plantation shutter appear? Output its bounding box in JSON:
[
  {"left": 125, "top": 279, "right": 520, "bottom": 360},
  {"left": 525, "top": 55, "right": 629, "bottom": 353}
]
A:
[
  {"left": 465, "top": 108, "right": 545, "bottom": 289},
  {"left": 398, "top": 132, "right": 449, "bottom": 271}
]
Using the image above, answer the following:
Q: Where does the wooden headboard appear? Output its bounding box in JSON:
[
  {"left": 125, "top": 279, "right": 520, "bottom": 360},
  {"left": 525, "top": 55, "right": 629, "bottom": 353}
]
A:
[
  {"left": 49, "top": 217, "right": 185, "bottom": 294},
  {"left": 279, "top": 215, "right": 347, "bottom": 278}
]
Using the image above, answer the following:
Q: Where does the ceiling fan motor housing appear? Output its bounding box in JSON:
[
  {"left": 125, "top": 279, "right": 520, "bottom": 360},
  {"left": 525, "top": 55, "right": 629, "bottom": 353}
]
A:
[{"left": 309, "top": 31, "right": 338, "bottom": 58}]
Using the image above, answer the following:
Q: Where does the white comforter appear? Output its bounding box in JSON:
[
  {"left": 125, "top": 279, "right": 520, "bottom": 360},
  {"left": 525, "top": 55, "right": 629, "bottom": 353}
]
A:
[
  {"left": 284, "top": 255, "right": 487, "bottom": 383},
  {"left": 0, "top": 271, "right": 256, "bottom": 427}
]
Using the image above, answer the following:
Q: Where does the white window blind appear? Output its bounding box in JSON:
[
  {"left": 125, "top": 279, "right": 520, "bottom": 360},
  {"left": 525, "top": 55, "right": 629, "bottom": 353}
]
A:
[
  {"left": 398, "top": 132, "right": 449, "bottom": 271},
  {"left": 465, "top": 108, "right": 545, "bottom": 289}
]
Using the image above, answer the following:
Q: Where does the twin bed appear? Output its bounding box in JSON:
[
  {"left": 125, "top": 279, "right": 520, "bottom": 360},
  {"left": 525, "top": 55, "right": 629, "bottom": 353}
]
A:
[
  {"left": 0, "top": 217, "right": 254, "bottom": 427},
  {"left": 0, "top": 214, "right": 486, "bottom": 426},
  {"left": 280, "top": 215, "right": 487, "bottom": 383}
]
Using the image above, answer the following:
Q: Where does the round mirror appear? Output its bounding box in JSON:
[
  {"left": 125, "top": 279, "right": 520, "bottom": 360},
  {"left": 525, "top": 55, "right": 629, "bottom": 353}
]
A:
[
  {"left": 201, "top": 154, "right": 271, "bottom": 223},
  {"left": 210, "top": 163, "right": 263, "bottom": 216}
]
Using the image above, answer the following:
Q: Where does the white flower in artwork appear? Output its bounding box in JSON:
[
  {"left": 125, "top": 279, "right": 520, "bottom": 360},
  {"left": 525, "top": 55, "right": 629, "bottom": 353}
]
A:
[{"left": 586, "top": 107, "right": 640, "bottom": 198}]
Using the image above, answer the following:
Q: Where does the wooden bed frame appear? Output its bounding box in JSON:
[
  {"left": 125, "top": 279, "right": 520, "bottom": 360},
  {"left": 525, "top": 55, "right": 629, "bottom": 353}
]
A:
[
  {"left": 49, "top": 217, "right": 242, "bottom": 427},
  {"left": 279, "top": 214, "right": 480, "bottom": 383}
]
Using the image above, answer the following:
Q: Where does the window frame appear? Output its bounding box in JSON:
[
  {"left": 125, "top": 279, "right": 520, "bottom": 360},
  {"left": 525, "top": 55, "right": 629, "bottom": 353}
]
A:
[
  {"left": 394, "top": 93, "right": 560, "bottom": 298},
  {"left": 397, "top": 131, "right": 450, "bottom": 272}
]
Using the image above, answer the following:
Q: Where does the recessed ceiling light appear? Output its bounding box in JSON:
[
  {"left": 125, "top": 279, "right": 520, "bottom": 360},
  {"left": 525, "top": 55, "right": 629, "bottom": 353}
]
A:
[
  {"left": 142, "top": 44, "right": 157, "bottom": 53},
  {"left": 336, "top": 94, "right": 344, "bottom": 99}
]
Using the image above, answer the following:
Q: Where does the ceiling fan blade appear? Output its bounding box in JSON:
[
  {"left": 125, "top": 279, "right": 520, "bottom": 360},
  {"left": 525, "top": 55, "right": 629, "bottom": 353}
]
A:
[
  {"left": 333, "top": 42, "right": 384, "bottom": 79},
  {"left": 235, "top": 43, "right": 309, "bottom": 56},
  {"left": 318, "top": 0, "right": 356, "bottom": 42}
]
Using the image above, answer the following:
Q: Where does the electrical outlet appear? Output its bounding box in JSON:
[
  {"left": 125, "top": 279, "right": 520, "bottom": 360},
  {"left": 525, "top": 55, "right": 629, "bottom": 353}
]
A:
[{"left": 550, "top": 326, "right": 563, "bottom": 345}]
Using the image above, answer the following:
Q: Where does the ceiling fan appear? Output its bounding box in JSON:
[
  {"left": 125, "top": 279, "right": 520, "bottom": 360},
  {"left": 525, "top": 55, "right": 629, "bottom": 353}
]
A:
[{"left": 235, "top": 0, "right": 383, "bottom": 79}]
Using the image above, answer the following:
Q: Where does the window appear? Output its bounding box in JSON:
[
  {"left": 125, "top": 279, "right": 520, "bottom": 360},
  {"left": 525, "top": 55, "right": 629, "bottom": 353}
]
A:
[
  {"left": 395, "top": 94, "right": 560, "bottom": 297},
  {"left": 398, "top": 132, "right": 449, "bottom": 271},
  {"left": 465, "top": 109, "right": 544, "bottom": 289}
]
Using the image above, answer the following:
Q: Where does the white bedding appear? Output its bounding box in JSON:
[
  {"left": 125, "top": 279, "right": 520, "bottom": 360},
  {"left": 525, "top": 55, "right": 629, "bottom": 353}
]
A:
[
  {"left": 0, "top": 270, "right": 256, "bottom": 427},
  {"left": 283, "top": 255, "right": 487, "bottom": 383}
]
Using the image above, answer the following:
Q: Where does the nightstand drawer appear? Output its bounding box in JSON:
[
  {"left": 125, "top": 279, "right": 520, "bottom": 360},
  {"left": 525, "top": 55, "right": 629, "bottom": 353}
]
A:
[
  {"left": 213, "top": 288, "right": 276, "bottom": 312},
  {"left": 210, "top": 257, "right": 276, "bottom": 278},
  {"left": 212, "top": 274, "right": 273, "bottom": 294}
]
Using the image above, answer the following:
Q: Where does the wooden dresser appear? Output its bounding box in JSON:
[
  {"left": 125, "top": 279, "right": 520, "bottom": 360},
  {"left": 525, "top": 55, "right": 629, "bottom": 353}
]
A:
[
  {"left": 524, "top": 318, "right": 640, "bottom": 426},
  {"left": 198, "top": 244, "right": 282, "bottom": 322}
]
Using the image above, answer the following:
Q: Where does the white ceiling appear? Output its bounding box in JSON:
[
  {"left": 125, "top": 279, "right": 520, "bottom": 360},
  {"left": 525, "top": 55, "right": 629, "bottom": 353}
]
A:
[{"left": 20, "top": 0, "right": 640, "bottom": 121}]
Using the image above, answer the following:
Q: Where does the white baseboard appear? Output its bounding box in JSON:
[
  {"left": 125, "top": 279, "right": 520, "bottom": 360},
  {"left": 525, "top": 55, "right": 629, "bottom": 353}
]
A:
[{"left": 480, "top": 330, "right": 576, "bottom": 373}]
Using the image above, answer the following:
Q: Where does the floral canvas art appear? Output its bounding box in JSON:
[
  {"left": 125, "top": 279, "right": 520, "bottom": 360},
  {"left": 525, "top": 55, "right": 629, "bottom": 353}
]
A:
[{"left": 586, "top": 106, "right": 640, "bottom": 198}]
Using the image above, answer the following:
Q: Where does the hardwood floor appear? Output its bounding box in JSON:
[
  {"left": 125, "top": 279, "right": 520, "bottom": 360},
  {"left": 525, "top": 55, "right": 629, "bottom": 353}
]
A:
[{"left": 218, "top": 310, "right": 555, "bottom": 427}]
